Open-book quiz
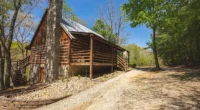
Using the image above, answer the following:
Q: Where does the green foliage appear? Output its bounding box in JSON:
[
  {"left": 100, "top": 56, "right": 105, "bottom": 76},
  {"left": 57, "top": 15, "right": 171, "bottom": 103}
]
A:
[
  {"left": 26, "top": 66, "right": 30, "bottom": 81},
  {"left": 92, "top": 19, "right": 125, "bottom": 45},
  {"left": 122, "top": 0, "right": 200, "bottom": 67},
  {"left": 11, "top": 42, "right": 21, "bottom": 60},
  {"left": 62, "top": 1, "right": 77, "bottom": 20},
  {"left": 92, "top": 0, "right": 127, "bottom": 46},
  {"left": 78, "top": 74, "right": 80, "bottom": 80},
  {"left": 130, "top": 64, "right": 137, "bottom": 68},
  {"left": 59, "top": 76, "right": 65, "bottom": 82},
  {"left": 155, "top": 0, "right": 200, "bottom": 66},
  {"left": 62, "top": 1, "right": 86, "bottom": 26},
  {"left": 103, "top": 74, "right": 107, "bottom": 78},
  {"left": 122, "top": 0, "right": 170, "bottom": 29},
  {"left": 10, "top": 41, "right": 28, "bottom": 60},
  {"left": 122, "top": 0, "right": 173, "bottom": 69},
  {"left": 124, "top": 43, "right": 159, "bottom": 66},
  {"left": 92, "top": 19, "right": 114, "bottom": 41}
]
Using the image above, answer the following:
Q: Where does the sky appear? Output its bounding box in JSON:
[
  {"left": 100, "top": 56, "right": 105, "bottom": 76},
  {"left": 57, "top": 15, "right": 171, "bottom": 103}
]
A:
[{"left": 32, "top": 0, "right": 152, "bottom": 47}]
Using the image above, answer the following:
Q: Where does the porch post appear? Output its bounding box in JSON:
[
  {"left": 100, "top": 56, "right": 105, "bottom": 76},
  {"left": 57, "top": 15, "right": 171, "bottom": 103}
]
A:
[
  {"left": 127, "top": 51, "right": 130, "bottom": 67},
  {"left": 90, "top": 34, "right": 94, "bottom": 79},
  {"left": 111, "top": 47, "right": 113, "bottom": 72}
]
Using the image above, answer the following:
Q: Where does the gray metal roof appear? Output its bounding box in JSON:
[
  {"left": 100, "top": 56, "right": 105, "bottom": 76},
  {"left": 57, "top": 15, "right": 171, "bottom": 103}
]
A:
[{"left": 61, "top": 17, "right": 105, "bottom": 40}]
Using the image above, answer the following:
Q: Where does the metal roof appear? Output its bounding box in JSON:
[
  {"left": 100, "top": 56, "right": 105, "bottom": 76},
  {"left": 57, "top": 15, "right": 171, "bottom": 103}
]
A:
[{"left": 61, "top": 17, "right": 105, "bottom": 40}]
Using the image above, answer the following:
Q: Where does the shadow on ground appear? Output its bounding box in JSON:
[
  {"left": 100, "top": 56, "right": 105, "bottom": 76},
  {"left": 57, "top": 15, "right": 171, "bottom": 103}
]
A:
[
  {"left": 135, "top": 67, "right": 165, "bottom": 72},
  {"left": 158, "top": 85, "right": 200, "bottom": 110},
  {"left": 129, "top": 66, "right": 200, "bottom": 109},
  {"left": 136, "top": 66, "right": 200, "bottom": 81},
  {"left": 74, "top": 67, "right": 123, "bottom": 79},
  {"left": 0, "top": 84, "right": 48, "bottom": 97},
  {"left": 169, "top": 69, "right": 200, "bottom": 81}
]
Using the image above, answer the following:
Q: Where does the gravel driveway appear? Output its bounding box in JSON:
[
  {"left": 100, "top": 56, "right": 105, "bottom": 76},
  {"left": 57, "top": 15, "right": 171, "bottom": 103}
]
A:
[
  {"left": 38, "top": 68, "right": 200, "bottom": 110},
  {"left": 38, "top": 69, "right": 143, "bottom": 110}
]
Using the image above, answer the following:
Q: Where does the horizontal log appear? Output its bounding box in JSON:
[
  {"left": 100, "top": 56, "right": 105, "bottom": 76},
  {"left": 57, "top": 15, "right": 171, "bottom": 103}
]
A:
[
  {"left": 71, "top": 59, "right": 90, "bottom": 63},
  {"left": 94, "top": 57, "right": 112, "bottom": 61},
  {"left": 94, "top": 54, "right": 111, "bottom": 58},
  {"left": 60, "top": 63, "right": 69, "bottom": 65},
  {"left": 71, "top": 52, "right": 90, "bottom": 55},
  {"left": 71, "top": 45, "right": 89, "bottom": 49},
  {"left": 71, "top": 58, "right": 90, "bottom": 60},
  {"left": 72, "top": 50, "right": 90, "bottom": 52},
  {"left": 71, "top": 42, "right": 88, "bottom": 45},
  {"left": 94, "top": 51, "right": 111, "bottom": 56},
  {"left": 71, "top": 55, "right": 90, "bottom": 58}
]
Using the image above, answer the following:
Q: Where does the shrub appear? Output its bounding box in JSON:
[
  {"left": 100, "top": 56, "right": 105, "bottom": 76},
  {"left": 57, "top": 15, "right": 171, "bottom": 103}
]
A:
[
  {"left": 59, "top": 76, "right": 65, "bottom": 82},
  {"left": 78, "top": 74, "right": 81, "bottom": 80},
  {"left": 131, "top": 64, "right": 137, "bottom": 68}
]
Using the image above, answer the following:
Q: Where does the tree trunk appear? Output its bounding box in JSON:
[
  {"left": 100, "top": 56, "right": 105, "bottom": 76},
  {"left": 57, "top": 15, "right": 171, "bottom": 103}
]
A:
[
  {"left": 5, "top": 50, "right": 12, "bottom": 88},
  {"left": 196, "top": 23, "right": 200, "bottom": 63},
  {"left": 0, "top": 46, "right": 5, "bottom": 90},
  {"left": 45, "top": 0, "right": 63, "bottom": 83},
  {"left": 0, "top": 59, "right": 5, "bottom": 90},
  {"left": 22, "top": 49, "right": 25, "bottom": 59},
  {"left": 195, "top": 35, "right": 200, "bottom": 63},
  {"left": 152, "top": 28, "right": 160, "bottom": 70},
  {"left": 0, "top": 0, "right": 22, "bottom": 88}
]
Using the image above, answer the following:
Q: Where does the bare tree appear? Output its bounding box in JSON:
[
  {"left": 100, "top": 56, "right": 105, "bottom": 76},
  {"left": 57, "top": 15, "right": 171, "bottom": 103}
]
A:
[
  {"left": 0, "top": 0, "right": 43, "bottom": 88},
  {"left": 14, "top": 0, "right": 44, "bottom": 59},
  {"left": 0, "top": 0, "right": 22, "bottom": 88},
  {"left": 99, "top": 0, "right": 128, "bottom": 46},
  {"left": 45, "top": 0, "right": 63, "bottom": 83},
  {"left": 14, "top": 13, "right": 37, "bottom": 59}
]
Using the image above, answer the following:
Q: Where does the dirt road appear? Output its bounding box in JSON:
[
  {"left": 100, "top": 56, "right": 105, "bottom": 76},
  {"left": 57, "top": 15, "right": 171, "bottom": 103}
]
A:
[{"left": 38, "top": 68, "right": 200, "bottom": 110}]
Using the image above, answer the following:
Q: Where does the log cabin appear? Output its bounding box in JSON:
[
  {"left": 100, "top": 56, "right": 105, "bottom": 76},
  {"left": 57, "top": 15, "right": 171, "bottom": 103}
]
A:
[{"left": 15, "top": 10, "right": 129, "bottom": 84}]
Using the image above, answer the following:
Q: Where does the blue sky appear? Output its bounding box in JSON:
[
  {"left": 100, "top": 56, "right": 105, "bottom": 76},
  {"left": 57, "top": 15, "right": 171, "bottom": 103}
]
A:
[{"left": 33, "top": 0, "right": 152, "bottom": 47}]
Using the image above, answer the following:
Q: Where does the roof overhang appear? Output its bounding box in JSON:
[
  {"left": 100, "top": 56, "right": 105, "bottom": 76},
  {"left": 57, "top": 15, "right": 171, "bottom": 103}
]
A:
[{"left": 70, "top": 31, "right": 126, "bottom": 51}]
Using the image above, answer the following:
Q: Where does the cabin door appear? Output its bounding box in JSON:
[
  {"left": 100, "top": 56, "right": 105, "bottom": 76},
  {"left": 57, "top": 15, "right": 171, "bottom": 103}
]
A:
[{"left": 39, "top": 68, "right": 44, "bottom": 83}]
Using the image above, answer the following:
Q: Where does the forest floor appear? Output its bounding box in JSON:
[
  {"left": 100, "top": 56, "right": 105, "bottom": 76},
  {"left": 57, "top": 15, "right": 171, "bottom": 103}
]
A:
[{"left": 38, "top": 67, "right": 200, "bottom": 110}]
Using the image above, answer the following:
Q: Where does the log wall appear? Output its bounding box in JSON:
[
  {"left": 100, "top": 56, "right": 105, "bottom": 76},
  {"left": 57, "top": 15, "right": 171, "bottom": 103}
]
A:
[
  {"left": 70, "top": 35, "right": 90, "bottom": 63},
  {"left": 30, "top": 18, "right": 70, "bottom": 66}
]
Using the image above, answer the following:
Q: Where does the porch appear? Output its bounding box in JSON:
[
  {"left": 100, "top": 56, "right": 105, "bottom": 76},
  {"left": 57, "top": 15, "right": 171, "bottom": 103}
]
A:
[{"left": 69, "top": 32, "right": 129, "bottom": 79}]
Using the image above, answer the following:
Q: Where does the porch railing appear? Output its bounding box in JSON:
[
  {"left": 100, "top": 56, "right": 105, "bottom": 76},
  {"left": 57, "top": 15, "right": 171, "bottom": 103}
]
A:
[
  {"left": 17, "top": 55, "right": 31, "bottom": 69},
  {"left": 117, "top": 55, "right": 128, "bottom": 71},
  {"left": 70, "top": 50, "right": 114, "bottom": 64}
]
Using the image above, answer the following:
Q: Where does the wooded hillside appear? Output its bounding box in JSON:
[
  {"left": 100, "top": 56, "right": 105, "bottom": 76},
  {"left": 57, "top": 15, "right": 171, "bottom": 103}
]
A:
[{"left": 123, "top": 0, "right": 200, "bottom": 67}]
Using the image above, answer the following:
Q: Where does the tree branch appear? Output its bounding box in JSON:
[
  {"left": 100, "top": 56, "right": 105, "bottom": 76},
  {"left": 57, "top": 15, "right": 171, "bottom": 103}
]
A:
[{"left": 7, "top": 0, "right": 22, "bottom": 50}]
